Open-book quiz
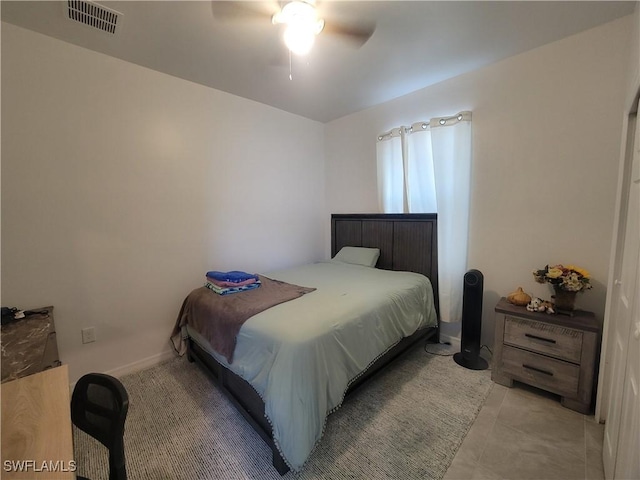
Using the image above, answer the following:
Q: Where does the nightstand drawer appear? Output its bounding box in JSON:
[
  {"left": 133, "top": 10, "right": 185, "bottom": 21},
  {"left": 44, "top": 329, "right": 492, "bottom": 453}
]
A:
[
  {"left": 501, "top": 345, "right": 580, "bottom": 397},
  {"left": 504, "top": 316, "right": 583, "bottom": 363}
]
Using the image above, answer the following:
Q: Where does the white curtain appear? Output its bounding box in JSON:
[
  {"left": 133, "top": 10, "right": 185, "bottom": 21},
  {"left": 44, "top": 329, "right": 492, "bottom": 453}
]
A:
[
  {"left": 376, "top": 129, "right": 405, "bottom": 213},
  {"left": 376, "top": 111, "right": 472, "bottom": 323}
]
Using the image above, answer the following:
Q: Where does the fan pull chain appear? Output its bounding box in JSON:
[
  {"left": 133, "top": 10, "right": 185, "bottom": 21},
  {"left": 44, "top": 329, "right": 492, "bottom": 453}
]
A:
[{"left": 289, "top": 49, "right": 293, "bottom": 81}]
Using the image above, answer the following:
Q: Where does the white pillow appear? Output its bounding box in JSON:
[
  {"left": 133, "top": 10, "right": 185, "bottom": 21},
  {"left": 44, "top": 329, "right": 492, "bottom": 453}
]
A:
[{"left": 332, "top": 246, "right": 380, "bottom": 267}]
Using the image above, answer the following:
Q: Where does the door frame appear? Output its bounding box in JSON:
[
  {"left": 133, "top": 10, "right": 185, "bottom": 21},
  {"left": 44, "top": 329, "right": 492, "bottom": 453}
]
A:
[{"left": 595, "top": 84, "right": 640, "bottom": 422}]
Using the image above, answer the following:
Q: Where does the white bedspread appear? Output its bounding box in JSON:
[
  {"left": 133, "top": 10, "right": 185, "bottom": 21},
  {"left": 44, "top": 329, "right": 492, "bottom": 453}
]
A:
[{"left": 187, "top": 261, "right": 437, "bottom": 471}]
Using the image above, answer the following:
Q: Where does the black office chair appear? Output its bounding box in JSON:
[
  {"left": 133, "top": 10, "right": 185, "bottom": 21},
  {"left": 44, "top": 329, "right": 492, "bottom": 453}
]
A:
[{"left": 71, "top": 373, "right": 129, "bottom": 480}]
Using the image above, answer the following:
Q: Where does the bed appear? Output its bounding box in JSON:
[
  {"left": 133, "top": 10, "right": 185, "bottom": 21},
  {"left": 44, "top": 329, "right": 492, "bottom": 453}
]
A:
[{"left": 174, "top": 213, "right": 440, "bottom": 474}]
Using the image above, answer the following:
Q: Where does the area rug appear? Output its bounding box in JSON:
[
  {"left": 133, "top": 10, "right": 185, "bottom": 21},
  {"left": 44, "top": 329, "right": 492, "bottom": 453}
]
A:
[{"left": 74, "top": 344, "right": 493, "bottom": 479}]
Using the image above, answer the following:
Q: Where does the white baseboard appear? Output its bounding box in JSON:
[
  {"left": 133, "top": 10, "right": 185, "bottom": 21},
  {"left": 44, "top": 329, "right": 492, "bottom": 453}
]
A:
[{"left": 105, "top": 349, "right": 175, "bottom": 379}]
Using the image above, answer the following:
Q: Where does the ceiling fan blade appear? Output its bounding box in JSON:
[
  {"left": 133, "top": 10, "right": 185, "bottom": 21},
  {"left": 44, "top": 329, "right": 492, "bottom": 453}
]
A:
[
  {"left": 211, "top": 1, "right": 278, "bottom": 22},
  {"left": 322, "top": 20, "right": 375, "bottom": 47}
]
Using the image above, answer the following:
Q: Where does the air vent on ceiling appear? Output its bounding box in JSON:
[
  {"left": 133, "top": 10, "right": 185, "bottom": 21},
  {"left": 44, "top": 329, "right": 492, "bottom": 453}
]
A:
[{"left": 65, "top": 0, "right": 123, "bottom": 35}]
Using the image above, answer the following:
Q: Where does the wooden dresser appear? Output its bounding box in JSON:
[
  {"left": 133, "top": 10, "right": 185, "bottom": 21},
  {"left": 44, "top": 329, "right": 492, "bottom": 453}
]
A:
[{"left": 492, "top": 297, "right": 601, "bottom": 414}]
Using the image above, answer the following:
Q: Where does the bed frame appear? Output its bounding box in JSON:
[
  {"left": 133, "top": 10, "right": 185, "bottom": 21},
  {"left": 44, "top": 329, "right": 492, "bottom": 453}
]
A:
[{"left": 187, "top": 213, "right": 440, "bottom": 475}]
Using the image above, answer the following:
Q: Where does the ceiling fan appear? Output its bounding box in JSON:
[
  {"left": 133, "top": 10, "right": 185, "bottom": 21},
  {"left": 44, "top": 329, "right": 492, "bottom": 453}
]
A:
[{"left": 211, "top": 1, "right": 375, "bottom": 56}]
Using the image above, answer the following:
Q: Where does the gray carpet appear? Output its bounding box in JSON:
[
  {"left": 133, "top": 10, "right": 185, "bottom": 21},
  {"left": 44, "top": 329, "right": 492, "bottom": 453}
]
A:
[{"left": 74, "top": 345, "right": 493, "bottom": 479}]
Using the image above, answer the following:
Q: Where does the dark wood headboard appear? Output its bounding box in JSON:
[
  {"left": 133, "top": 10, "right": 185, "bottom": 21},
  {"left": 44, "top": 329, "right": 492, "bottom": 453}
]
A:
[{"left": 331, "top": 213, "right": 439, "bottom": 314}]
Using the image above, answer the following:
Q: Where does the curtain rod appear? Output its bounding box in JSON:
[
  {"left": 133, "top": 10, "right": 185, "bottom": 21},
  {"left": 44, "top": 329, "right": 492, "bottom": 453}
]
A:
[{"left": 377, "top": 111, "right": 471, "bottom": 142}]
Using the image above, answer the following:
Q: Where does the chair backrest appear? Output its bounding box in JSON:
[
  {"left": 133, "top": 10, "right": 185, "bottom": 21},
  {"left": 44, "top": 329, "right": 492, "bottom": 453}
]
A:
[{"left": 72, "top": 373, "right": 129, "bottom": 480}]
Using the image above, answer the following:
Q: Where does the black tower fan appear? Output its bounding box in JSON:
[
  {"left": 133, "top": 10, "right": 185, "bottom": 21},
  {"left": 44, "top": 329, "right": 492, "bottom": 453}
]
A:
[{"left": 453, "top": 269, "right": 489, "bottom": 370}]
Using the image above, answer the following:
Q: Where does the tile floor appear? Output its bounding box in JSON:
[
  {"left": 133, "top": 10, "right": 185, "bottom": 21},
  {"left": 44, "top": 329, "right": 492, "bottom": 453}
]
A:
[{"left": 444, "top": 381, "right": 605, "bottom": 480}]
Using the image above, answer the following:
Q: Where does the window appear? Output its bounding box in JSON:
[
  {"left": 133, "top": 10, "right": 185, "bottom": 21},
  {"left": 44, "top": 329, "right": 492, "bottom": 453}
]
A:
[{"left": 376, "top": 111, "right": 472, "bottom": 323}]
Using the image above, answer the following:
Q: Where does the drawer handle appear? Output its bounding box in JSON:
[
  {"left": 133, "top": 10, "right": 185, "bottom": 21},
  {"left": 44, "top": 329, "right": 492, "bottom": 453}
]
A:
[
  {"left": 523, "top": 364, "right": 554, "bottom": 376},
  {"left": 524, "top": 333, "right": 556, "bottom": 344}
]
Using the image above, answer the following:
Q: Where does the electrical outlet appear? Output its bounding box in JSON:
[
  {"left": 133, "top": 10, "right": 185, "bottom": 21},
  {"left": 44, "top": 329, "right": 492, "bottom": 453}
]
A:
[{"left": 81, "top": 327, "right": 96, "bottom": 344}]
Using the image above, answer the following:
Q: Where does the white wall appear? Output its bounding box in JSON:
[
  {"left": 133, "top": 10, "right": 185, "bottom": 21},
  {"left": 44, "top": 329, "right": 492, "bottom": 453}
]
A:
[
  {"left": 623, "top": 6, "right": 640, "bottom": 108},
  {"left": 325, "top": 16, "right": 631, "bottom": 345},
  {"left": 1, "top": 23, "right": 326, "bottom": 382}
]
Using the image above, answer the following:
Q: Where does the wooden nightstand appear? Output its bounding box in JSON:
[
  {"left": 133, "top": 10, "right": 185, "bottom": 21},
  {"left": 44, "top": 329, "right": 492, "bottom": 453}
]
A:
[{"left": 492, "top": 297, "right": 601, "bottom": 414}]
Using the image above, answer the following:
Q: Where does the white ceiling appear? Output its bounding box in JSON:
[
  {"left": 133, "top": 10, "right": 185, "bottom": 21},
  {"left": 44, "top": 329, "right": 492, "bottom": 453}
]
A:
[{"left": 1, "top": 1, "right": 635, "bottom": 122}]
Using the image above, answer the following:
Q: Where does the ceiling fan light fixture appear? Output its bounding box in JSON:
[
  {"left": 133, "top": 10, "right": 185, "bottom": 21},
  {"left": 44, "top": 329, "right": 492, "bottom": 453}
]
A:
[
  {"left": 273, "top": 1, "right": 315, "bottom": 24},
  {"left": 284, "top": 24, "right": 316, "bottom": 55},
  {"left": 273, "top": 1, "right": 325, "bottom": 55}
]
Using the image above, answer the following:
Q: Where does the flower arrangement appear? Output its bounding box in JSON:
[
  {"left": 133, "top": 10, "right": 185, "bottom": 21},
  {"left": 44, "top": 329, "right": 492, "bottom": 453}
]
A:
[{"left": 533, "top": 264, "right": 593, "bottom": 292}]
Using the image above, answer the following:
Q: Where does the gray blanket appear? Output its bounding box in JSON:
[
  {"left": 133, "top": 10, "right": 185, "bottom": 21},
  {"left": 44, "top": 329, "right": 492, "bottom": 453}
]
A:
[{"left": 170, "top": 275, "right": 315, "bottom": 363}]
